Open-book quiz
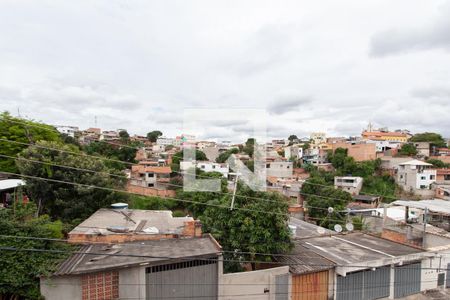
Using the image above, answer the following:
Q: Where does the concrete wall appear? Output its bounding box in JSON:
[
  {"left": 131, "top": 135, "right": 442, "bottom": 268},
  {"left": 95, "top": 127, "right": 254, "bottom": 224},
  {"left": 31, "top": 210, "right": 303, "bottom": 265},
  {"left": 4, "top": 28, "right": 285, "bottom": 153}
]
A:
[
  {"left": 119, "top": 266, "right": 146, "bottom": 300},
  {"left": 220, "top": 266, "right": 290, "bottom": 300},
  {"left": 40, "top": 275, "right": 82, "bottom": 300}
]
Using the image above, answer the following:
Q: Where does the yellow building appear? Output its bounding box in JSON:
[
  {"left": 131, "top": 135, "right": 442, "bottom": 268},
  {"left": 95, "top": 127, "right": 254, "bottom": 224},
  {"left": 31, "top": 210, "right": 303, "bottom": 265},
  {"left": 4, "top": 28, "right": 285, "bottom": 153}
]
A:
[{"left": 361, "top": 131, "right": 408, "bottom": 143}]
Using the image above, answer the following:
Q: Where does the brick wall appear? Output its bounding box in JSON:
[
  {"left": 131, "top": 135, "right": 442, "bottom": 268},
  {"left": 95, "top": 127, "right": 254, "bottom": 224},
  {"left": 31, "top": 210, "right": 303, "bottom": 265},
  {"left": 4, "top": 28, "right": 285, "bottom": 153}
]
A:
[
  {"left": 126, "top": 183, "right": 176, "bottom": 198},
  {"left": 82, "top": 271, "right": 119, "bottom": 300}
]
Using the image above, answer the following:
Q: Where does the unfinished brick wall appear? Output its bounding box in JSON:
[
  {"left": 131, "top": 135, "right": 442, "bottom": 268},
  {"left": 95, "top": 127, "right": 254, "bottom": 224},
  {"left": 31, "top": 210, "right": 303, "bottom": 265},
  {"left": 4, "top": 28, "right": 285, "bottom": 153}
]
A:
[
  {"left": 126, "top": 183, "right": 176, "bottom": 198},
  {"left": 81, "top": 271, "right": 119, "bottom": 300}
]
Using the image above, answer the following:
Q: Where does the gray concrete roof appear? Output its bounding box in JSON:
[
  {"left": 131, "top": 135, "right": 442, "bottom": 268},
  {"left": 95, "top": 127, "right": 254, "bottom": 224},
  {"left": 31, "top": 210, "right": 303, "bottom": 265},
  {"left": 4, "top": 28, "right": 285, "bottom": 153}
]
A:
[
  {"left": 298, "top": 233, "right": 422, "bottom": 266},
  {"left": 392, "top": 199, "right": 450, "bottom": 215},
  {"left": 289, "top": 217, "right": 335, "bottom": 239},
  {"left": 275, "top": 242, "right": 335, "bottom": 275},
  {"left": 70, "top": 208, "right": 194, "bottom": 235},
  {"left": 54, "top": 235, "right": 221, "bottom": 275}
]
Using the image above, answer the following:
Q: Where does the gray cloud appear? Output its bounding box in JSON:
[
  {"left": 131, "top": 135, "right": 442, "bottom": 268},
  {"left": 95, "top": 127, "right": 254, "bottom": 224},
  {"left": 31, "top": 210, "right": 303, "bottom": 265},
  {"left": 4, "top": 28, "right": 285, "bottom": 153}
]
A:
[
  {"left": 1, "top": 1, "right": 450, "bottom": 140},
  {"left": 267, "top": 95, "right": 312, "bottom": 115},
  {"left": 370, "top": 4, "right": 450, "bottom": 57}
]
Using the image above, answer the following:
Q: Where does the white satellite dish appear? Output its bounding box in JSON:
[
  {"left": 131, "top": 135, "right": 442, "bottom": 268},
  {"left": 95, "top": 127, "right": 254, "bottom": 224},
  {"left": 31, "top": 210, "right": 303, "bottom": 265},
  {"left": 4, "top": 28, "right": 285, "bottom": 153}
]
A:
[
  {"left": 317, "top": 227, "right": 326, "bottom": 235},
  {"left": 327, "top": 207, "right": 334, "bottom": 214},
  {"left": 346, "top": 223, "right": 354, "bottom": 232},
  {"left": 334, "top": 224, "right": 343, "bottom": 233}
]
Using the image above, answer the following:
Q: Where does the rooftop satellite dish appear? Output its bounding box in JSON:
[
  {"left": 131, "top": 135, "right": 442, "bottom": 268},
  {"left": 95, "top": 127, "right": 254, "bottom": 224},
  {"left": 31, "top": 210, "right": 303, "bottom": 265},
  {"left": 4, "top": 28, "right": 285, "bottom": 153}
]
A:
[
  {"left": 334, "top": 224, "right": 343, "bottom": 233},
  {"left": 328, "top": 207, "right": 334, "bottom": 214},
  {"left": 317, "top": 227, "right": 326, "bottom": 235},
  {"left": 346, "top": 223, "right": 354, "bottom": 232}
]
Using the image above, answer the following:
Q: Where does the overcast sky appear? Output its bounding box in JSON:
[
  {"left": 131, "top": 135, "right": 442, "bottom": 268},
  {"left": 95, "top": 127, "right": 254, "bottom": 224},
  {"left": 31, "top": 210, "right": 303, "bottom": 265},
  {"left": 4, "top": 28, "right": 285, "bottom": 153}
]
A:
[{"left": 1, "top": 0, "right": 450, "bottom": 142}]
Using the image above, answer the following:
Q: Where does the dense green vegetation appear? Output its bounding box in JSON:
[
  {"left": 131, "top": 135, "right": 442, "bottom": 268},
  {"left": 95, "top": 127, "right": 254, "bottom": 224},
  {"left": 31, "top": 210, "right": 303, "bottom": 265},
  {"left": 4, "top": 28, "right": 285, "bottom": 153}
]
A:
[
  {"left": 303, "top": 148, "right": 398, "bottom": 225},
  {"left": 0, "top": 204, "right": 72, "bottom": 299},
  {"left": 17, "top": 140, "right": 128, "bottom": 222},
  {"left": 426, "top": 158, "right": 450, "bottom": 168},
  {"left": 83, "top": 140, "right": 141, "bottom": 170},
  {"left": 0, "top": 112, "right": 61, "bottom": 173},
  {"left": 146, "top": 130, "right": 162, "bottom": 142},
  {"left": 410, "top": 132, "right": 447, "bottom": 148},
  {"left": 397, "top": 143, "right": 418, "bottom": 156},
  {"left": 216, "top": 147, "right": 239, "bottom": 163}
]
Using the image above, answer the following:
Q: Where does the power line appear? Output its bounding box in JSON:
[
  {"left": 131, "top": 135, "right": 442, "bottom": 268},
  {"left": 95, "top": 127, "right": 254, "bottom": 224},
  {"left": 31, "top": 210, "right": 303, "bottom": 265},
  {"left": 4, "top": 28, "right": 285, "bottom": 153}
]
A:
[
  {"left": 0, "top": 246, "right": 441, "bottom": 271},
  {"left": 1, "top": 118, "right": 400, "bottom": 201},
  {"left": 0, "top": 138, "right": 354, "bottom": 206}
]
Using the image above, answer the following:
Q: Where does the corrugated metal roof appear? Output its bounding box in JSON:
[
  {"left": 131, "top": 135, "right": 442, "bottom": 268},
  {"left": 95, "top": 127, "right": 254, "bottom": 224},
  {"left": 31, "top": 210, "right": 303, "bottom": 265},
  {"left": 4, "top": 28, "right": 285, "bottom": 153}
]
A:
[
  {"left": 0, "top": 179, "right": 25, "bottom": 191},
  {"left": 275, "top": 242, "right": 335, "bottom": 275},
  {"left": 53, "top": 236, "right": 221, "bottom": 276}
]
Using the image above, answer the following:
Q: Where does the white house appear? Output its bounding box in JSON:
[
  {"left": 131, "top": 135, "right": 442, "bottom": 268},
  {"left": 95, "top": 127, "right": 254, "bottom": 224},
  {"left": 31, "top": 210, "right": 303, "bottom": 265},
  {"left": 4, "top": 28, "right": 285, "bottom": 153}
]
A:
[
  {"left": 156, "top": 137, "right": 175, "bottom": 146},
  {"left": 180, "top": 161, "right": 229, "bottom": 178},
  {"left": 334, "top": 176, "right": 363, "bottom": 195},
  {"left": 55, "top": 125, "right": 79, "bottom": 138},
  {"left": 397, "top": 160, "right": 436, "bottom": 197}
]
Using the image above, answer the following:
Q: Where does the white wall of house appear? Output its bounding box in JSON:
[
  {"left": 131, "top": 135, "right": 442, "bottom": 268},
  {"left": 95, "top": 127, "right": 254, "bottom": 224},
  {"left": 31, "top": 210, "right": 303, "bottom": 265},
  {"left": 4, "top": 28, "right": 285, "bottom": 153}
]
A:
[
  {"left": 157, "top": 137, "right": 175, "bottom": 146},
  {"left": 197, "top": 161, "right": 229, "bottom": 177},
  {"left": 40, "top": 275, "right": 82, "bottom": 300},
  {"left": 415, "top": 169, "right": 437, "bottom": 190},
  {"left": 334, "top": 177, "right": 363, "bottom": 195},
  {"left": 219, "top": 266, "right": 290, "bottom": 300},
  {"left": 266, "top": 161, "right": 293, "bottom": 178}
]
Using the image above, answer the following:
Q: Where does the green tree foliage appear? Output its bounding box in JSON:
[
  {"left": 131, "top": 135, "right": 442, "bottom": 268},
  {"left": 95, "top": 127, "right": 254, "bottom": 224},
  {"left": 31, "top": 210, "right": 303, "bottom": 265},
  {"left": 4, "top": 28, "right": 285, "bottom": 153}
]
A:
[
  {"left": 83, "top": 141, "right": 140, "bottom": 169},
  {"left": 16, "top": 141, "right": 128, "bottom": 221},
  {"left": 243, "top": 138, "right": 255, "bottom": 157},
  {"left": 327, "top": 148, "right": 381, "bottom": 177},
  {"left": 410, "top": 132, "right": 447, "bottom": 147},
  {"left": 288, "top": 135, "right": 298, "bottom": 141},
  {"left": 301, "top": 142, "right": 310, "bottom": 150},
  {"left": 302, "top": 177, "right": 352, "bottom": 229},
  {"left": 0, "top": 203, "right": 71, "bottom": 299},
  {"left": 118, "top": 130, "right": 130, "bottom": 142},
  {"left": 0, "top": 112, "right": 61, "bottom": 173},
  {"left": 175, "top": 172, "right": 227, "bottom": 217},
  {"left": 426, "top": 158, "right": 450, "bottom": 168},
  {"left": 147, "top": 130, "right": 163, "bottom": 142},
  {"left": 327, "top": 148, "right": 349, "bottom": 170},
  {"left": 171, "top": 150, "right": 207, "bottom": 172},
  {"left": 200, "top": 184, "right": 292, "bottom": 271},
  {"left": 216, "top": 148, "right": 239, "bottom": 163},
  {"left": 361, "top": 174, "right": 397, "bottom": 202},
  {"left": 397, "top": 143, "right": 418, "bottom": 156}
]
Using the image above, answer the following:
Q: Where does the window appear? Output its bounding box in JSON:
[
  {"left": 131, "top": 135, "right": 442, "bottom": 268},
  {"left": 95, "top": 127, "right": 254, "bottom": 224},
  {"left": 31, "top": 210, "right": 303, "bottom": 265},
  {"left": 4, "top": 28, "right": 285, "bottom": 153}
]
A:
[
  {"left": 148, "top": 183, "right": 154, "bottom": 187},
  {"left": 444, "top": 175, "right": 450, "bottom": 181},
  {"left": 421, "top": 176, "right": 426, "bottom": 180},
  {"left": 266, "top": 164, "right": 270, "bottom": 168},
  {"left": 430, "top": 175, "right": 435, "bottom": 180},
  {"left": 420, "top": 185, "right": 427, "bottom": 189},
  {"left": 212, "top": 165, "right": 216, "bottom": 169},
  {"left": 201, "top": 165, "right": 205, "bottom": 169},
  {"left": 147, "top": 173, "right": 154, "bottom": 177}
]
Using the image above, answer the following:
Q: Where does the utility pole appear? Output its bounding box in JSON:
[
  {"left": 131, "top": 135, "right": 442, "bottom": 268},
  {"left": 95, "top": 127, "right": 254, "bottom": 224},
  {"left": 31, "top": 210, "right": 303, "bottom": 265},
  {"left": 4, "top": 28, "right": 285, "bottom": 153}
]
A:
[
  {"left": 423, "top": 207, "right": 428, "bottom": 248},
  {"left": 229, "top": 173, "right": 240, "bottom": 210}
]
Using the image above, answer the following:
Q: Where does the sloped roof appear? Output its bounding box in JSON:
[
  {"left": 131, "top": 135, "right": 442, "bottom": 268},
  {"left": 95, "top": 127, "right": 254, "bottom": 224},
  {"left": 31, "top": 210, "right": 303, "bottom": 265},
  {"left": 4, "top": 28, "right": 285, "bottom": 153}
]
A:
[
  {"left": 54, "top": 235, "right": 221, "bottom": 275},
  {"left": 399, "top": 159, "right": 433, "bottom": 166},
  {"left": 0, "top": 179, "right": 25, "bottom": 191},
  {"left": 275, "top": 242, "right": 335, "bottom": 274},
  {"left": 69, "top": 208, "right": 194, "bottom": 235}
]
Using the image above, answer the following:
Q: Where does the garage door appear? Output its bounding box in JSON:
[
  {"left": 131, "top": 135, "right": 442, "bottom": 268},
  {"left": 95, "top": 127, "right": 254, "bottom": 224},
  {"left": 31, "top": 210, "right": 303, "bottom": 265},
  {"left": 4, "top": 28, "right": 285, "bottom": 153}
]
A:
[
  {"left": 146, "top": 259, "right": 218, "bottom": 300},
  {"left": 337, "top": 267, "right": 390, "bottom": 300},
  {"left": 292, "top": 271, "right": 329, "bottom": 300},
  {"left": 394, "top": 262, "right": 421, "bottom": 298}
]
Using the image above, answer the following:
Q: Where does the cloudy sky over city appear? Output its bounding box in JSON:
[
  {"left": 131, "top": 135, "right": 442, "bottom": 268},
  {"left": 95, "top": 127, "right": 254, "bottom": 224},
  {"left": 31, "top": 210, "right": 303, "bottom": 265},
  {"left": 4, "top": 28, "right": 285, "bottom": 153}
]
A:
[{"left": 1, "top": 0, "right": 450, "bottom": 142}]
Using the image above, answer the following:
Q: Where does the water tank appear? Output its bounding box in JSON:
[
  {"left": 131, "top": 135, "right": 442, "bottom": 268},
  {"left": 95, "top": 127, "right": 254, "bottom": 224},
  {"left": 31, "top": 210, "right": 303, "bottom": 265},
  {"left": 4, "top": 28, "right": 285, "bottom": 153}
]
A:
[
  {"left": 111, "top": 202, "right": 128, "bottom": 209},
  {"left": 288, "top": 224, "right": 297, "bottom": 236}
]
